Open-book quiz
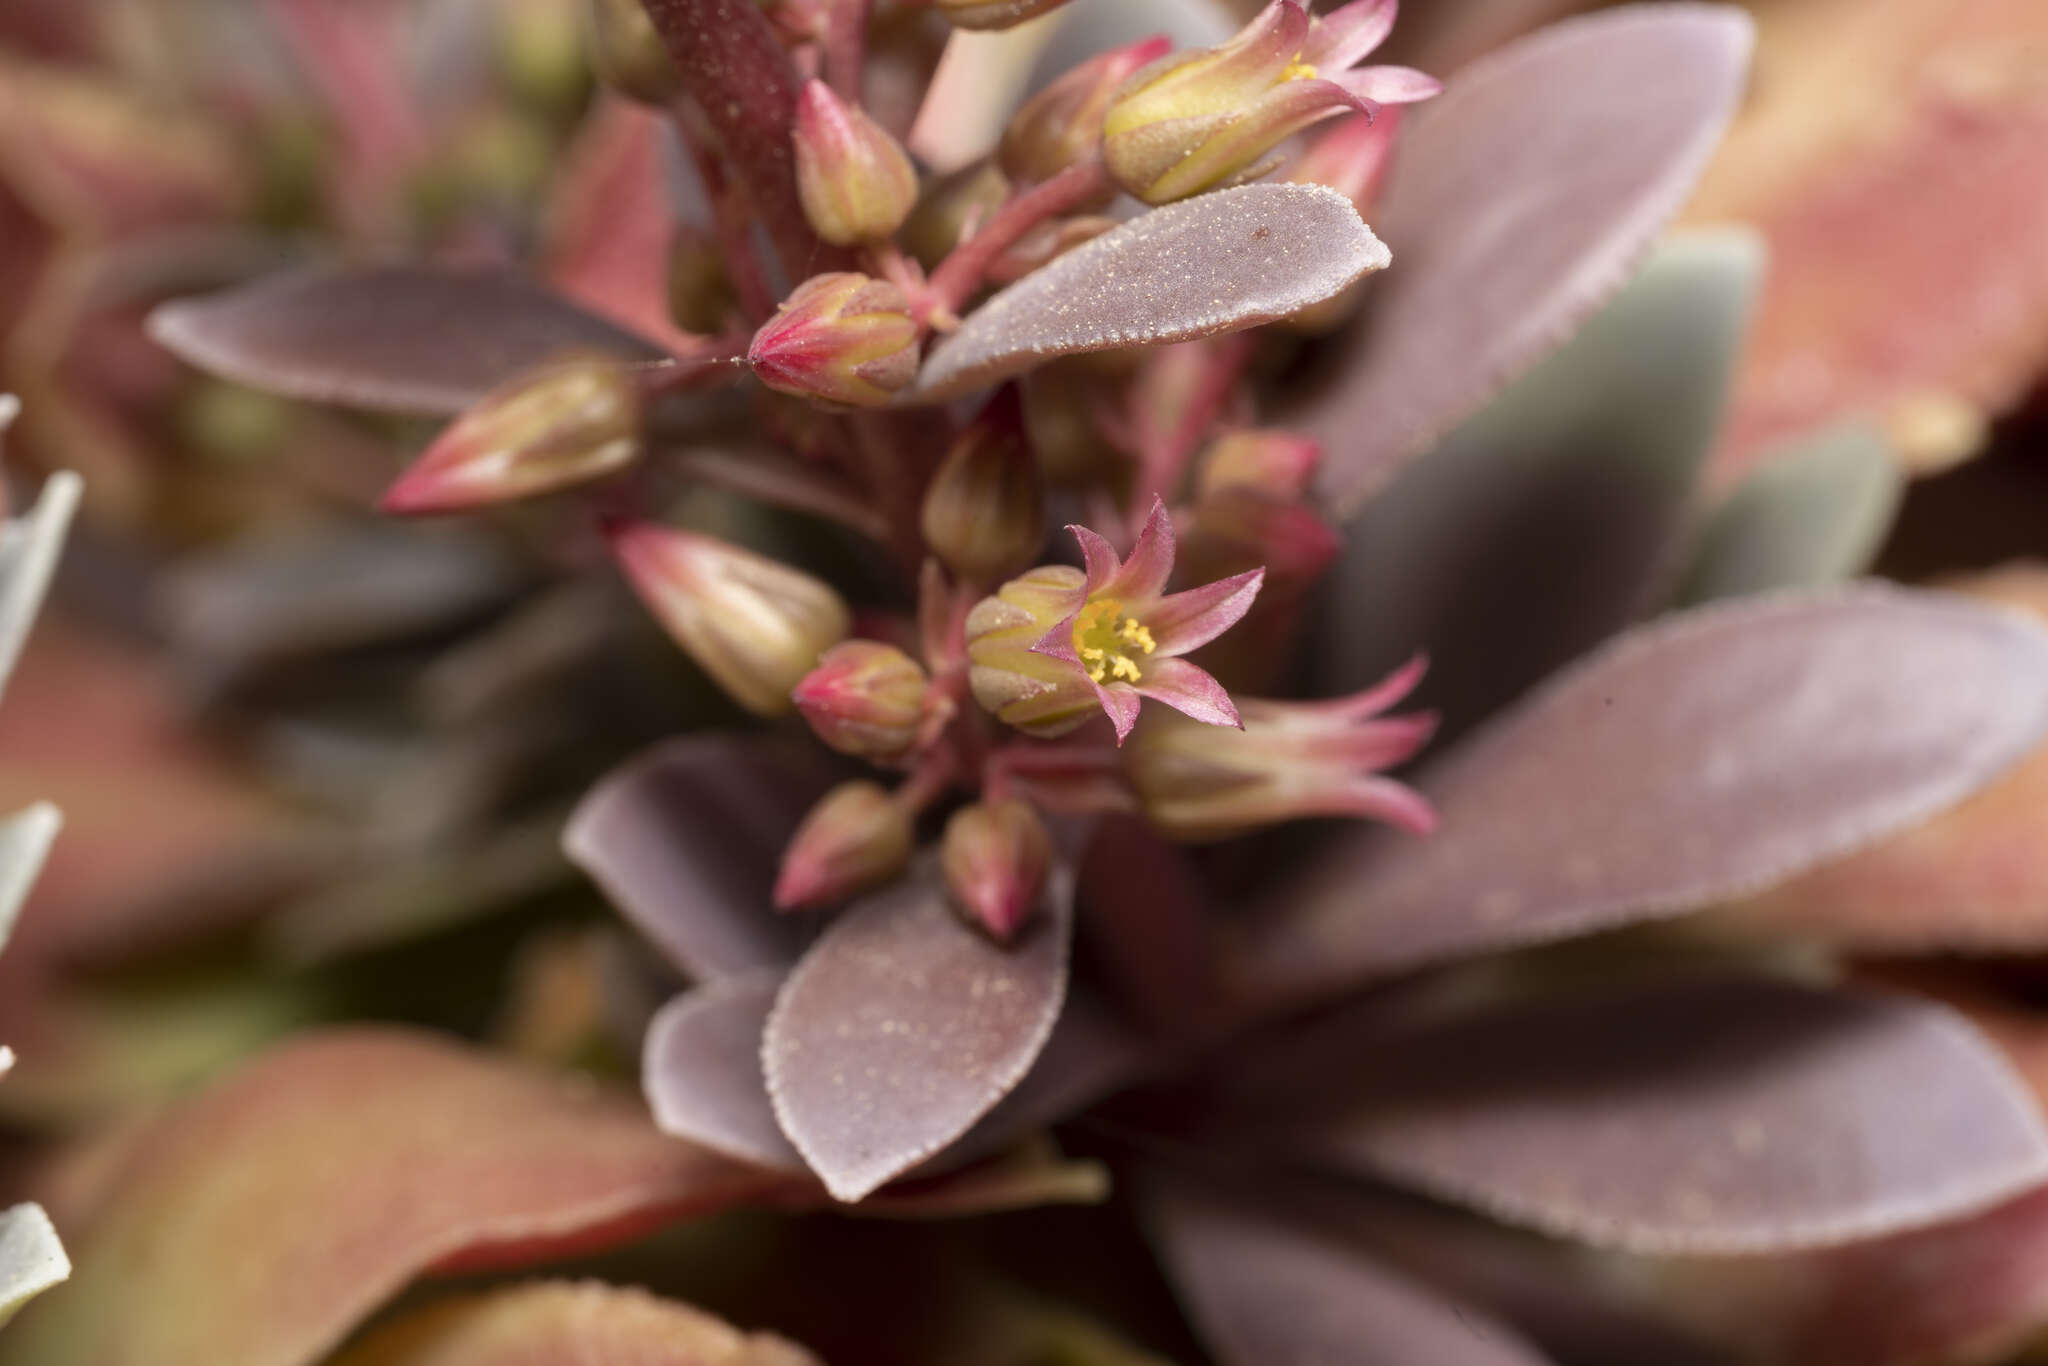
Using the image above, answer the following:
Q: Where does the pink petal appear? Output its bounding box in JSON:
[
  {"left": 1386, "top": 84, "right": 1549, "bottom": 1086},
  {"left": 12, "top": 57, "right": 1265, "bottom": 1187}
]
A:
[
  {"left": 1145, "top": 568, "right": 1265, "bottom": 657},
  {"left": 1135, "top": 657, "right": 1242, "bottom": 728},
  {"left": 1095, "top": 680, "right": 1144, "bottom": 744},
  {"left": 1301, "top": 0, "right": 1398, "bottom": 73},
  {"left": 1028, "top": 609, "right": 1086, "bottom": 665},
  {"left": 1102, "top": 496, "right": 1177, "bottom": 601},
  {"left": 1331, "top": 64, "right": 1444, "bottom": 106},
  {"left": 1068, "top": 523, "right": 1123, "bottom": 593},
  {"left": 1341, "top": 774, "right": 1439, "bottom": 835}
]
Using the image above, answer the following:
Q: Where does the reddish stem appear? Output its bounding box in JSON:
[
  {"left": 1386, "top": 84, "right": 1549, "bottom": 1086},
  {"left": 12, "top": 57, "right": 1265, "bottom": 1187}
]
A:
[
  {"left": 823, "top": 0, "right": 872, "bottom": 100},
  {"left": 1133, "top": 335, "right": 1255, "bottom": 513},
  {"left": 925, "top": 158, "right": 1115, "bottom": 318},
  {"left": 672, "top": 102, "right": 779, "bottom": 324}
]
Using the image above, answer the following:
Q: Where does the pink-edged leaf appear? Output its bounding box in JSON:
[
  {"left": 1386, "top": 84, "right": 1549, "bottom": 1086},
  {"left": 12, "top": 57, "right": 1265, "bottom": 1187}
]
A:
[
  {"left": 325, "top": 1281, "right": 820, "bottom": 1366},
  {"left": 918, "top": 184, "right": 1389, "bottom": 400},
  {"left": 0, "top": 1204, "right": 68, "bottom": 1328},
  {"left": 1149, "top": 1181, "right": 1557, "bottom": 1366},
  {"left": 1242, "top": 586, "right": 2048, "bottom": 1006},
  {"left": 645, "top": 973, "right": 807, "bottom": 1173},
  {"left": 764, "top": 859, "right": 1074, "bottom": 1202},
  {"left": 1282, "top": 975, "right": 2048, "bottom": 1255},
  {"left": 1294, "top": 4, "right": 1755, "bottom": 516},
  {"left": 565, "top": 737, "right": 830, "bottom": 981},
  {"left": 1146, "top": 570, "right": 1264, "bottom": 657},
  {"left": 1134, "top": 658, "right": 1241, "bottom": 728},
  {"left": 2, "top": 1029, "right": 789, "bottom": 1366},
  {"left": 147, "top": 266, "right": 664, "bottom": 415}
]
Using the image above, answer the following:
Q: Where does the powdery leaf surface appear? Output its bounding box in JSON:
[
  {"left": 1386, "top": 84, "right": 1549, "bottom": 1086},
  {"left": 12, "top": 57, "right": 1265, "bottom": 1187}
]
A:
[
  {"left": 1293, "top": 4, "right": 1755, "bottom": 516},
  {"left": 1283, "top": 976, "right": 2048, "bottom": 1255},
  {"left": 1243, "top": 586, "right": 2048, "bottom": 1006},
  {"left": 148, "top": 266, "right": 664, "bottom": 416},
  {"left": 917, "top": 184, "right": 1387, "bottom": 400},
  {"left": 2, "top": 1029, "right": 789, "bottom": 1366},
  {"left": 764, "top": 861, "right": 1073, "bottom": 1202},
  {"left": 1150, "top": 1182, "right": 1556, "bottom": 1366}
]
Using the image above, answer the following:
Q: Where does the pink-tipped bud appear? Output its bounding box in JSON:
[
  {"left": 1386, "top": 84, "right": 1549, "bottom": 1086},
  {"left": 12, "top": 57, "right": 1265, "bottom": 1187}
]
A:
[
  {"left": 583, "top": 0, "right": 682, "bottom": 105},
  {"left": 1000, "top": 36, "right": 1173, "bottom": 186},
  {"left": 748, "top": 273, "right": 920, "bottom": 409},
  {"left": 1180, "top": 485, "right": 1339, "bottom": 591},
  {"left": 794, "top": 79, "right": 919, "bottom": 246},
  {"left": 935, "top": 0, "right": 1079, "bottom": 32},
  {"left": 1196, "top": 429, "right": 1324, "bottom": 501},
  {"left": 380, "top": 358, "right": 641, "bottom": 515},
  {"left": 609, "top": 522, "right": 851, "bottom": 717},
  {"left": 792, "top": 640, "right": 937, "bottom": 761},
  {"left": 941, "top": 799, "right": 1052, "bottom": 940},
  {"left": 1127, "top": 659, "right": 1439, "bottom": 842},
  {"left": 774, "top": 780, "right": 915, "bottom": 909},
  {"left": 921, "top": 387, "right": 1045, "bottom": 585}
]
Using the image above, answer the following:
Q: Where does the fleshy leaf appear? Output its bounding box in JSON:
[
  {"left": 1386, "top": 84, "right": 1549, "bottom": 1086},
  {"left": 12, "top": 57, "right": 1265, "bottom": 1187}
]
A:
[
  {"left": 764, "top": 859, "right": 1074, "bottom": 1202},
  {"left": 2, "top": 1029, "right": 788, "bottom": 1366},
  {"left": 1292, "top": 5, "right": 1756, "bottom": 515},
  {"left": 645, "top": 973, "right": 807, "bottom": 1173},
  {"left": 326, "top": 1282, "right": 819, "bottom": 1366},
  {"left": 0, "top": 1204, "right": 69, "bottom": 1328},
  {"left": 1677, "top": 424, "right": 1902, "bottom": 605},
  {"left": 1316, "top": 229, "right": 1761, "bottom": 740},
  {"left": 918, "top": 184, "right": 1388, "bottom": 400},
  {"left": 0, "top": 802, "right": 58, "bottom": 952},
  {"left": 1244, "top": 585, "right": 2048, "bottom": 1005},
  {"left": 147, "top": 266, "right": 664, "bottom": 416},
  {"left": 565, "top": 737, "right": 830, "bottom": 982},
  {"left": 1149, "top": 1182, "right": 1556, "bottom": 1366},
  {"left": 0, "top": 469, "right": 79, "bottom": 703},
  {"left": 1281, "top": 975, "right": 2048, "bottom": 1254}
]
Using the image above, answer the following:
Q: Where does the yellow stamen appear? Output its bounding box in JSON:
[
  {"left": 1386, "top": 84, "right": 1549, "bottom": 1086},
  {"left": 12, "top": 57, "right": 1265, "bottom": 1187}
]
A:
[
  {"left": 1073, "top": 597, "right": 1157, "bottom": 685},
  {"left": 1281, "top": 59, "right": 1319, "bottom": 82}
]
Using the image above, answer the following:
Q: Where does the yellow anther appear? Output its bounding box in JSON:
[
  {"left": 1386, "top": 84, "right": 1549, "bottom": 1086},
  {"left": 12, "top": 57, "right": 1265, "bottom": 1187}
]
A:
[
  {"left": 1073, "top": 597, "right": 1157, "bottom": 685},
  {"left": 1281, "top": 59, "right": 1319, "bottom": 82}
]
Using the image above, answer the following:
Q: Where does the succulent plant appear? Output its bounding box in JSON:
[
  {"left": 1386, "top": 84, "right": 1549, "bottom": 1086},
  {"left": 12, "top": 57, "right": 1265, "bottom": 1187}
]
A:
[{"left": 12, "top": 2, "right": 2048, "bottom": 1365}]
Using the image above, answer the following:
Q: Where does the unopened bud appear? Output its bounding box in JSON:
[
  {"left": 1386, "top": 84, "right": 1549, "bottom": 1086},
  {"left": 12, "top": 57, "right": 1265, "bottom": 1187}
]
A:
[
  {"left": 669, "top": 228, "right": 738, "bottom": 335},
  {"left": 987, "top": 215, "right": 1117, "bottom": 285},
  {"left": 965, "top": 566, "right": 1097, "bottom": 737},
  {"left": 381, "top": 358, "right": 641, "bottom": 515},
  {"left": 774, "top": 781, "right": 915, "bottom": 909},
  {"left": 942, "top": 799, "right": 1052, "bottom": 940},
  {"left": 921, "top": 388, "right": 1045, "bottom": 585},
  {"left": 794, "top": 80, "right": 919, "bottom": 246},
  {"left": 609, "top": 522, "right": 850, "bottom": 716},
  {"left": 749, "top": 273, "right": 920, "bottom": 409},
  {"left": 1196, "top": 429, "right": 1322, "bottom": 501},
  {"left": 901, "top": 160, "right": 1011, "bottom": 269},
  {"left": 584, "top": 0, "right": 683, "bottom": 106},
  {"left": 792, "top": 641, "right": 937, "bottom": 761},
  {"left": 999, "top": 36, "right": 1172, "bottom": 186},
  {"left": 936, "top": 0, "right": 1079, "bottom": 33},
  {"left": 1179, "top": 485, "right": 1338, "bottom": 590}
]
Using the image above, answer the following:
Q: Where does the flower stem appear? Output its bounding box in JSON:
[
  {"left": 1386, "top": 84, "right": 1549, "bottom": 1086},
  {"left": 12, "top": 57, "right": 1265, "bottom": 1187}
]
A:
[
  {"left": 822, "top": 0, "right": 872, "bottom": 100},
  {"left": 925, "top": 158, "right": 1114, "bottom": 319}
]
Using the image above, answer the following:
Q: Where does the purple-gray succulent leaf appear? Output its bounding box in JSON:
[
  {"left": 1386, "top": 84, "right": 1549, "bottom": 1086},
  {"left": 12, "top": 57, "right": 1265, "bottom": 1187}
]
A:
[
  {"left": 916, "top": 183, "right": 1389, "bottom": 400},
  {"left": 147, "top": 266, "right": 664, "bottom": 416},
  {"left": 763, "top": 856, "right": 1074, "bottom": 1202},
  {"left": 564, "top": 736, "right": 833, "bottom": 982},
  {"left": 1243, "top": 585, "right": 2048, "bottom": 1008},
  {"left": 1149, "top": 1179, "right": 1559, "bottom": 1366},
  {"left": 1274, "top": 975, "right": 2048, "bottom": 1255},
  {"left": 1290, "top": 4, "right": 1756, "bottom": 518},
  {"left": 644, "top": 972, "right": 809, "bottom": 1172},
  {"left": 1315, "top": 228, "right": 1763, "bottom": 743},
  {"left": 1675, "top": 423, "right": 1903, "bottom": 607}
]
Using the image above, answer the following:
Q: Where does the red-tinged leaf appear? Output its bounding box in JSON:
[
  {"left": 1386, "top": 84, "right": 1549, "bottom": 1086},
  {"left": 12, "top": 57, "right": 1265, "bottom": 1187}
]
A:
[
  {"left": 0, "top": 1203, "right": 68, "bottom": 1328},
  {"left": 147, "top": 266, "right": 665, "bottom": 416},
  {"left": 1280, "top": 975, "right": 2048, "bottom": 1255},
  {"left": 1711, "top": 565, "right": 2048, "bottom": 951},
  {"left": 565, "top": 737, "right": 830, "bottom": 982},
  {"left": 1690, "top": 0, "right": 2048, "bottom": 481},
  {"left": 764, "top": 860, "right": 1074, "bottom": 1201},
  {"left": 1293, "top": 5, "right": 1755, "bottom": 516},
  {"left": 1149, "top": 1182, "right": 1558, "bottom": 1366},
  {"left": 1241, "top": 586, "right": 2048, "bottom": 1006},
  {"left": 325, "top": 1281, "right": 820, "bottom": 1366},
  {"left": 918, "top": 184, "right": 1388, "bottom": 400},
  {"left": 2, "top": 1029, "right": 791, "bottom": 1366}
]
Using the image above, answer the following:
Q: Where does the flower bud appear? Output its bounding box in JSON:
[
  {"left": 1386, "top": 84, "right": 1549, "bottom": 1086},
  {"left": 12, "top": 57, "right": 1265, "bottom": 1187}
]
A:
[
  {"left": 749, "top": 273, "right": 920, "bottom": 409},
  {"left": 901, "top": 160, "right": 1011, "bottom": 269},
  {"left": 1196, "top": 429, "right": 1323, "bottom": 501},
  {"left": 792, "top": 641, "right": 936, "bottom": 761},
  {"left": 942, "top": 799, "right": 1052, "bottom": 940},
  {"left": 583, "top": 0, "right": 683, "bottom": 106},
  {"left": 935, "top": 0, "right": 1079, "bottom": 33},
  {"left": 1127, "top": 659, "right": 1438, "bottom": 842},
  {"left": 380, "top": 358, "right": 642, "bottom": 515},
  {"left": 999, "top": 36, "right": 1172, "bottom": 186},
  {"left": 609, "top": 522, "right": 850, "bottom": 716},
  {"left": 921, "top": 388, "right": 1045, "bottom": 585},
  {"left": 774, "top": 781, "right": 915, "bottom": 909},
  {"left": 794, "top": 79, "right": 919, "bottom": 246},
  {"left": 964, "top": 566, "right": 1098, "bottom": 738}
]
